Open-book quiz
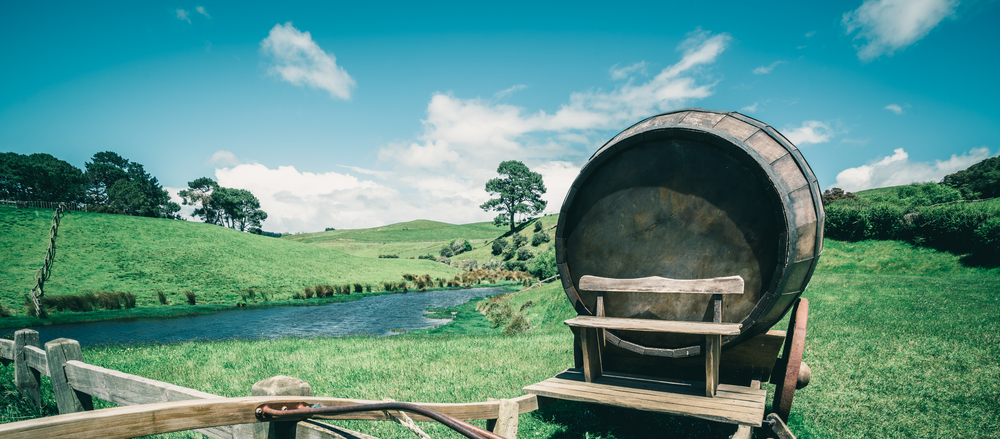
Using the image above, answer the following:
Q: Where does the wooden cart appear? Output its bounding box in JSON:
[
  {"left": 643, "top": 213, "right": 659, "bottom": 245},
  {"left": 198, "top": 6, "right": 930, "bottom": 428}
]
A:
[{"left": 523, "top": 108, "right": 822, "bottom": 438}]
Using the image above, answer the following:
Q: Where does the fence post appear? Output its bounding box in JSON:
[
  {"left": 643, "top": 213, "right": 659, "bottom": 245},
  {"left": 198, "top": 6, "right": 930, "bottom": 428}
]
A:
[
  {"left": 485, "top": 398, "right": 519, "bottom": 439},
  {"left": 44, "top": 338, "right": 93, "bottom": 414},
  {"left": 14, "top": 329, "right": 42, "bottom": 408},
  {"left": 252, "top": 375, "right": 313, "bottom": 439}
]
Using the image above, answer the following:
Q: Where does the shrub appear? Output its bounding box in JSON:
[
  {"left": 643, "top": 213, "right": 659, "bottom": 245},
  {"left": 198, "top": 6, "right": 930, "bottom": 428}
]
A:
[
  {"left": 506, "top": 260, "right": 527, "bottom": 272},
  {"left": 504, "top": 313, "right": 530, "bottom": 335},
  {"left": 418, "top": 254, "right": 435, "bottom": 260},
  {"left": 304, "top": 288, "right": 314, "bottom": 299},
  {"left": 865, "top": 202, "right": 906, "bottom": 240},
  {"left": 325, "top": 227, "right": 336, "bottom": 231},
  {"left": 527, "top": 245, "right": 558, "bottom": 279},
  {"left": 353, "top": 283, "right": 363, "bottom": 293},
  {"left": 975, "top": 217, "right": 1000, "bottom": 257},
  {"left": 516, "top": 247, "right": 534, "bottom": 261},
  {"left": 341, "top": 285, "right": 352, "bottom": 294},
  {"left": 942, "top": 156, "right": 1000, "bottom": 199},
  {"left": 482, "top": 258, "right": 503, "bottom": 271},
  {"left": 440, "top": 246, "right": 454, "bottom": 258},
  {"left": 822, "top": 187, "right": 858, "bottom": 205},
  {"left": 156, "top": 290, "right": 168, "bottom": 305},
  {"left": 292, "top": 291, "right": 305, "bottom": 300},
  {"left": 0, "top": 306, "right": 11, "bottom": 318},
  {"left": 240, "top": 287, "right": 257, "bottom": 303},
  {"left": 534, "top": 220, "right": 543, "bottom": 232},
  {"left": 436, "top": 256, "right": 451, "bottom": 265},
  {"left": 512, "top": 233, "right": 528, "bottom": 249},
  {"left": 459, "top": 259, "right": 479, "bottom": 271},
  {"left": 491, "top": 238, "right": 508, "bottom": 256},
  {"left": 183, "top": 290, "right": 197, "bottom": 305},
  {"left": 96, "top": 292, "right": 121, "bottom": 310},
  {"left": 122, "top": 292, "right": 136, "bottom": 309},
  {"left": 451, "top": 239, "right": 472, "bottom": 255},
  {"left": 531, "top": 231, "right": 550, "bottom": 246},
  {"left": 365, "top": 284, "right": 372, "bottom": 292},
  {"left": 378, "top": 254, "right": 399, "bottom": 258}
]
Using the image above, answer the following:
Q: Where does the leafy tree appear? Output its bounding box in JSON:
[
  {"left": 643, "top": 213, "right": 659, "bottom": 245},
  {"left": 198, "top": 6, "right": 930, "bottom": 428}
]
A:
[
  {"left": 179, "top": 177, "right": 223, "bottom": 225},
  {"left": 821, "top": 187, "right": 858, "bottom": 206},
  {"left": 480, "top": 160, "right": 547, "bottom": 233},
  {"left": 84, "top": 152, "right": 179, "bottom": 218},
  {"left": 0, "top": 152, "right": 86, "bottom": 202},
  {"left": 942, "top": 156, "right": 1000, "bottom": 199},
  {"left": 213, "top": 187, "right": 268, "bottom": 232}
]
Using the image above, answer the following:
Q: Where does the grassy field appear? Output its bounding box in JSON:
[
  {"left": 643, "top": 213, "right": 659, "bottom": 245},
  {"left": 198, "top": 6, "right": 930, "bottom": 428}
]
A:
[
  {"left": 284, "top": 214, "right": 560, "bottom": 263},
  {"left": 0, "top": 205, "right": 462, "bottom": 319},
  {"left": 2, "top": 237, "right": 997, "bottom": 438}
]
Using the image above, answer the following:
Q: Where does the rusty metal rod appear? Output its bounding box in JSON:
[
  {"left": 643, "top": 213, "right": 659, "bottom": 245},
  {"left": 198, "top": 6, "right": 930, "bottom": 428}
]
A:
[{"left": 256, "top": 401, "right": 506, "bottom": 439}]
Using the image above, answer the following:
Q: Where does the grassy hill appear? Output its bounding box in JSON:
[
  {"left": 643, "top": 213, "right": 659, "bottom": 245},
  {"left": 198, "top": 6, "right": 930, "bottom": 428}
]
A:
[
  {"left": 0, "top": 205, "right": 461, "bottom": 314},
  {"left": 284, "top": 214, "right": 560, "bottom": 263}
]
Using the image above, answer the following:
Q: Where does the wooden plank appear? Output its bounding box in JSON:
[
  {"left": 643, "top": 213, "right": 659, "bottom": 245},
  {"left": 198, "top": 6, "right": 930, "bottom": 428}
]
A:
[
  {"left": 730, "top": 379, "right": 762, "bottom": 439},
  {"left": 705, "top": 334, "right": 721, "bottom": 397},
  {"left": 45, "top": 339, "right": 93, "bottom": 415},
  {"left": 579, "top": 275, "right": 744, "bottom": 295},
  {"left": 23, "top": 346, "right": 49, "bottom": 376},
  {"left": 493, "top": 399, "right": 519, "bottom": 439},
  {"left": 523, "top": 374, "right": 764, "bottom": 426},
  {"left": 0, "top": 338, "right": 13, "bottom": 362},
  {"left": 566, "top": 316, "right": 741, "bottom": 335},
  {"left": 578, "top": 327, "right": 602, "bottom": 382},
  {"left": 550, "top": 369, "right": 765, "bottom": 405}
]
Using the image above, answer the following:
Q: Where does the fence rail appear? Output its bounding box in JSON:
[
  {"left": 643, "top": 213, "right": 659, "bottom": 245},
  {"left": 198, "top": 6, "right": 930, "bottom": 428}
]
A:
[
  {"left": 0, "top": 200, "right": 89, "bottom": 212},
  {"left": 0, "top": 329, "right": 529, "bottom": 439}
]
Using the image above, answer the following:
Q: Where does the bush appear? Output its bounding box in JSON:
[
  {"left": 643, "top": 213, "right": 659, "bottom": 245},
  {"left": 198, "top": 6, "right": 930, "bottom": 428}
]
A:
[
  {"left": 459, "top": 259, "right": 479, "bottom": 271},
  {"left": 240, "top": 287, "right": 257, "bottom": 303},
  {"left": 517, "top": 247, "right": 534, "bottom": 261},
  {"left": 482, "top": 258, "right": 503, "bottom": 271},
  {"left": 822, "top": 187, "right": 858, "bottom": 205},
  {"left": 439, "top": 246, "right": 454, "bottom": 258},
  {"left": 436, "top": 256, "right": 451, "bottom": 265},
  {"left": 184, "top": 290, "right": 196, "bottom": 305},
  {"left": 942, "top": 156, "right": 1000, "bottom": 199},
  {"left": 534, "top": 220, "right": 543, "bottom": 232},
  {"left": 365, "top": 284, "right": 372, "bottom": 292},
  {"left": 292, "top": 291, "right": 305, "bottom": 299},
  {"left": 325, "top": 227, "right": 336, "bottom": 231},
  {"left": 527, "top": 245, "right": 558, "bottom": 279},
  {"left": 531, "top": 231, "right": 550, "bottom": 246},
  {"left": 975, "top": 217, "right": 1000, "bottom": 257},
  {"left": 505, "top": 260, "right": 527, "bottom": 271},
  {"left": 418, "top": 254, "right": 435, "bottom": 260},
  {"left": 156, "top": 290, "right": 168, "bottom": 305},
  {"left": 512, "top": 233, "right": 528, "bottom": 249},
  {"left": 505, "top": 313, "right": 530, "bottom": 335},
  {"left": 353, "top": 283, "right": 363, "bottom": 293},
  {"left": 122, "top": 292, "right": 136, "bottom": 309},
  {"left": 378, "top": 254, "right": 399, "bottom": 258},
  {"left": 491, "top": 239, "right": 508, "bottom": 256},
  {"left": 304, "top": 287, "right": 314, "bottom": 299}
]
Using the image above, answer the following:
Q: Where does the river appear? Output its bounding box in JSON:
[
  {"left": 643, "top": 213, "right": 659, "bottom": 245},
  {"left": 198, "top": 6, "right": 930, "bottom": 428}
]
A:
[{"left": 24, "top": 287, "right": 504, "bottom": 347}]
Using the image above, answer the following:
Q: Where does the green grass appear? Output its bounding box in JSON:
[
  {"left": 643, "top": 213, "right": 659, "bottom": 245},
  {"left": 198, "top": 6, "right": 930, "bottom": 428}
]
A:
[
  {"left": 2, "top": 225, "right": 999, "bottom": 437},
  {"left": 0, "top": 205, "right": 460, "bottom": 319}
]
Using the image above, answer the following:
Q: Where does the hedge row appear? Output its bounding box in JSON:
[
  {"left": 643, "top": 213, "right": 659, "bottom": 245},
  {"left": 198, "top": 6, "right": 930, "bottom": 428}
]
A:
[{"left": 825, "top": 200, "right": 999, "bottom": 258}]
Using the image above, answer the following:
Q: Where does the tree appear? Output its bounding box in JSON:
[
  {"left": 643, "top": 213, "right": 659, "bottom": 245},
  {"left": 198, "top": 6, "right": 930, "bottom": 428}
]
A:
[
  {"left": 84, "top": 152, "right": 179, "bottom": 218},
  {"left": 942, "top": 156, "right": 1000, "bottom": 199},
  {"left": 179, "top": 177, "right": 223, "bottom": 225},
  {"left": 0, "top": 152, "right": 86, "bottom": 202},
  {"left": 480, "top": 160, "right": 547, "bottom": 234},
  {"left": 214, "top": 187, "right": 268, "bottom": 232}
]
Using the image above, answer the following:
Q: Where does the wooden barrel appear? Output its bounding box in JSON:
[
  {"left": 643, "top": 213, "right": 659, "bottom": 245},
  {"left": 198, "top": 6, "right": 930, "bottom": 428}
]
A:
[{"left": 555, "top": 108, "right": 824, "bottom": 358}]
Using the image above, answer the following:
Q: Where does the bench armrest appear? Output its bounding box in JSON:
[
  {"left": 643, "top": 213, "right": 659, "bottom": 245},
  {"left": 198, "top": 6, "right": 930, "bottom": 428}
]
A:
[{"left": 565, "top": 316, "right": 741, "bottom": 336}]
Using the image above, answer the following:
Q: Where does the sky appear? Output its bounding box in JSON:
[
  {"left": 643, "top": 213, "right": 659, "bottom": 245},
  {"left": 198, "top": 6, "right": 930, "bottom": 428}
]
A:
[{"left": 2, "top": 0, "right": 998, "bottom": 232}]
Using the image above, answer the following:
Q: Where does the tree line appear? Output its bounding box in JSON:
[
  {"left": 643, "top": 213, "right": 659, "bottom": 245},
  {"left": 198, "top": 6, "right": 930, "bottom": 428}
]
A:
[{"left": 0, "top": 151, "right": 267, "bottom": 233}]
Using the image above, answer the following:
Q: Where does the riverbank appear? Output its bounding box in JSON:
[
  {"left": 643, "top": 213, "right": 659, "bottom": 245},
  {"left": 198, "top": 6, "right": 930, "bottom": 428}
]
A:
[{"left": 0, "top": 283, "right": 523, "bottom": 331}]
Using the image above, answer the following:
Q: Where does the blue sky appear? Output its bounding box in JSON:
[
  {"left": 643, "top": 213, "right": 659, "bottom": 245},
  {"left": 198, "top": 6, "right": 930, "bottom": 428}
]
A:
[{"left": 2, "top": 0, "right": 998, "bottom": 232}]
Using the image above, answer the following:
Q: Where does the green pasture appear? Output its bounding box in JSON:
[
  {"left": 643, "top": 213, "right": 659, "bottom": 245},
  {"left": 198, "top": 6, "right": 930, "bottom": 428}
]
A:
[
  {"left": 2, "top": 238, "right": 998, "bottom": 438},
  {"left": 0, "top": 205, "right": 460, "bottom": 315}
]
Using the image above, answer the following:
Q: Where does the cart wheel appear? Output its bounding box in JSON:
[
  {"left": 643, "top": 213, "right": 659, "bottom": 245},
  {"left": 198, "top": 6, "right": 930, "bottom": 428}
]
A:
[{"left": 772, "top": 297, "right": 809, "bottom": 423}]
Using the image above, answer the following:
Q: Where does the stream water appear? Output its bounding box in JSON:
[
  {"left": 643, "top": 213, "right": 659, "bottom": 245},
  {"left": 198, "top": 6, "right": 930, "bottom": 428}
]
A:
[{"left": 23, "top": 287, "right": 504, "bottom": 347}]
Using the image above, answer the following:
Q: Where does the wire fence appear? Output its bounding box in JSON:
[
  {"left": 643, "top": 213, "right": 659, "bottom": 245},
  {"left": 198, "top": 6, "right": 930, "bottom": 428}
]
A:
[{"left": 26, "top": 202, "right": 69, "bottom": 318}]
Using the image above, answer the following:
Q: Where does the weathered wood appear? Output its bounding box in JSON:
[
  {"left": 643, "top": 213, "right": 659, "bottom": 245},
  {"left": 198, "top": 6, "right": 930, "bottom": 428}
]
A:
[
  {"left": 0, "top": 338, "right": 13, "bottom": 365},
  {"left": 766, "top": 413, "right": 798, "bottom": 439},
  {"left": 252, "top": 376, "right": 313, "bottom": 439},
  {"left": 705, "top": 334, "right": 721, "bottom": 397},
  {"left": 23, "top": 346, "right": 49, "bottom": 376},
  {"left": 14, "top": 330, "right": 42, "bottom": 408},
  {"left": 579, "top": 275, "right": 744, "bottom": 295},
  {"left": 492, "top": 399, "right": 518, "bottom": 439},
  {"left": 523, "top": 369, "right": 766, "bottom": 427},
  {"left": 45, "top": 338, "right": 93, "bottom": 415},
  {"left": 578, "top": 327, "right": 602, "bottom": 382},
  {"left": 566, "top": 316, "right": 741, "bottom": 335},
  {"left": 729, "top": 379, "right": 762, "bottom": 439}
]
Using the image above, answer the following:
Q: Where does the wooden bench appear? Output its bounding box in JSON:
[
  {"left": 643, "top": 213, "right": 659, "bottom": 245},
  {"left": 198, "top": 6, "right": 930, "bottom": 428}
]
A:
[{"left": 565, "top": 274, "right": 745, "bottom": 398}]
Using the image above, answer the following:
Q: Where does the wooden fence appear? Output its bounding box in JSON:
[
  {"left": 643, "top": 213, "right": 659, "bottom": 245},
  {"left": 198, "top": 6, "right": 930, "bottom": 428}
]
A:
[
  {"left": 0, "top": 200, "right": 89, "bottom": 212},
  {"left": 0, "top": 329, "right": 531, "bottom": 439}
]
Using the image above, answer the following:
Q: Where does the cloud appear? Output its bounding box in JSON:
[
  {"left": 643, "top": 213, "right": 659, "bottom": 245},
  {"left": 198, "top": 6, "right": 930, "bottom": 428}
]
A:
[
  {"left": 753, "top": 61, "right": 785, "bottom": 75},
  {"left": 195, "top": 6, "right": 210, "bottom": 18},
  {"left": 784, "top": 120, "right": 834, "bottom": 145},
  {"left": 609, "top": 61, "right": 647, "bottom": 80},
  {"left": 206, "top": 150, "right": 240, "bottom": 167},
  {"left": 805, "top": 31, "right": 817, "bottom": 38},
  {"left": 494, "top": 84, "right": 527, "bottom": 99},
  {"left": 843, "top": 0, "right": 957, "bottom": 61},
  {"left": 259, "top": 22, "right": 356, "bottom": 100},
  {"left": 833, "top": 146, "right": 993, "bottom": 191},
  {"left": 741, "top": 102, "right": 759, "bottom": 113},
  {"left": 220, "top": 29, "right": 730, "bottom": 232},
  {"left": 175, "top": 9, "right": 191, "bottom": 23},
  {"left": 884, "top": 103, "right": 908, "bottom": 114}
]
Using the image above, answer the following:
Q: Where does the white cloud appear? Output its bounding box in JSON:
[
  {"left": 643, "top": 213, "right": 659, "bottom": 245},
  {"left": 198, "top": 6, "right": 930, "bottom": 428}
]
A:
[
  {"left": 741, "top": 102, "right": 759, "bottom": 113},
  {"left": 843, "top": 0, "right": 957, "bottom": 61},
  {"left": 805, "top": 31, "right": 817, "bottom": 38},
  {"left": 609, "top": 61, "right": 647, "bottom": 80},
  {"left": 220, "top": 29, "right": 731, "bottom": 232},
  {"left": 259, "top": 22, "right": 356, "bottom": 100},
  {"left": 884, "top": 103, "right": 908, "bottom": 114},
  {"left": 833, "top": 146, "right": 993, "bottom": 191},
  {"left": 206, "top": 150, "right": 240, "bottom": 167},
  {"left": 753, "top": 61, "right": 785, "bottom": 75},
  {"left": 784, "top": 120, "right": 834, "bottom": 145},
  {"left": 195, "top": 6, "right": 210, "bottom": 18},
  {"left": 494, "top": 84, "right": 527, "bottom": 99},
  {"left": 175, "top": 9, "right": 191, "bottom": 23}
]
